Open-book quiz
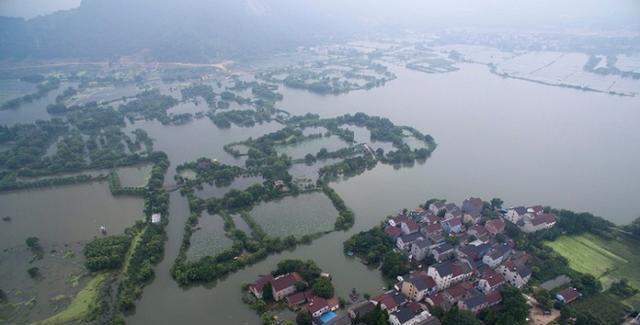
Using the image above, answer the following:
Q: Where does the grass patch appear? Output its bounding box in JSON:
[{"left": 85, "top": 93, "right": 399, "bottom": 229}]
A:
[
  {"left": 546, "top": 233, "right": 640, "bottom": 308},
  {"left": 567, "top": 293, "right": 630, "bottom": 324},
  {"left": 35, "top": 273, "right": 107, "bottom": 325}
]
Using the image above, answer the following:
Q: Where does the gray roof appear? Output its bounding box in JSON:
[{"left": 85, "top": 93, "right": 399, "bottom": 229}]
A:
[
  {"left": 517, "top": 264, "right": 532, "bottom": 278},
  {"left": 433, "top": 242, "right": 454, "bottom": 254},
  {"left": 488, "top": 244, "right": 511, "bottom": 260},
  {"left": 393, "top": 306, "right": 416, "bottom": 323},
  {"left": 433, "top": 263, "right": 452, "bottom": 277},
  {"left": 400, "top": 232, "right": 424, "bottom": 243},
  {"left": 413, "top": 238, "right": 431, "bottom": 249},
  {"left": 349, "top": 301, "right": 376, "bottom": 317},
  {"left": 463, "top": 294, "right": 487, "bottom": 309},
  {"left": 513, "top": 206, "right": 527, "bottom": 215}
]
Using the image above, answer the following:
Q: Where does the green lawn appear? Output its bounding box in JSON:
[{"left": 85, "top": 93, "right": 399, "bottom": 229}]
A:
[{"left": 545, "top": 233, "right": 640, "bottom": 309}]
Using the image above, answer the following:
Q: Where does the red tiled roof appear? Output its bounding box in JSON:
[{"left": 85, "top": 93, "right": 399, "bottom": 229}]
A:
[
  {"left": 385, "top": 226, "right": 402, "bottom": 237},
  {"left": 393, "top": 215, "right": 410, "bottom": 224},
  {"left": 306, "top": 297, "right": 328, "bottom": 314},
  {"left": 447, "top": 217, "right": 462, "bottom": 227},
  {"left": 485, "top": 219, "right": 505, "bottom": 233},
  {"left": 286, "top": 290, "right": 311, "bottom": 305},
  {"left": 425, "top": 223, "right": 442, "bottom": 234},
  {"left": 486, "top": 291, "right": 502, "bottom": 305},
  {"left": 424, "top": 214, "right": 440, "bottom": 224},
  {"left": 482, "top": 269, "right": 505, "bottom": 287},
  {"left": 406, "top": 301, "right": 423, "bottom": 314},
  {"left": 327, "top": 297, "right": 339, "bottom": 309},
  {"left": 403, "top": 219, "right": 419, "bottom": 231},
  {"left": 271, "top": 272, "right": 302, "bottom": 292},
  {"left": 372, "top": 292, "right": 399, "bottom": 311},
  {"left": 249, "top": 274, "right": 274, "bottom": 293},
  {"left": 426, "top": 292, "right": 444, "bottom": 306},
  {"left": 528, "top": 205, "right": 544, "bottom": 214},
  {"left": 531, "top": 213, "right": 556, "bottom": 226},
  {"left": 445, "top": 281, "right": 473, "bottom": 300},
  {"left": 469, "top": 225, "right": 488, "bottom": 236},
  {"left": 557, "top": 287, "right": 580, "bottom": 303}
]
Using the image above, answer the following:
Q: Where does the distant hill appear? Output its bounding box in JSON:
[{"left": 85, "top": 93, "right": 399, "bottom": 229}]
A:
[{"left": 0, "top": 0, "right": 346, "bottom": 62}]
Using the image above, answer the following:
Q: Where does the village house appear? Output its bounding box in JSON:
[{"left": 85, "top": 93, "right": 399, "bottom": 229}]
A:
[
  {"left": 485, "top": 291, "right": 502, "bottom": 307},
  {"left": 271, "top": 272, "right": 302, "bottom": 301},
  {"left": 305, "top": 296, "right": 329, "bottom": 318},
  {"left": 431, "top": 242, "right": 455, "bottom": 262},
  {"left": 466, "top": 225, "right": 490, "bottom": 242},
  {"left": 456, "top": 243, "right": 491, "bottom": 265},
  {"left": 390, "top": 215, "right": 410, "bottom": 227},
  {"left": 521, "top": 213, "right": 556, "bottom": 233},
  {"left": 401, "top": 219, "right": 420, "bottom": 235},
  {"left": 371, "top": 290, "right": 407, "bottom": 312},
  {"left": 444, "top": 207, "right": 462, "bottom": 220},
  {"left": 442, "top": 217, "right": 463, "bottom": 234},
  {"left": 424, "top": 292, "right": 452, "bottom": 311},
  {"left": 477, "top": 268, "right": 506, "bottom": 294},
  {"left": 463, "top": 212, "right": 482, "bottom": 225},
  {"left": 400, "top": 272, "right": 437, "bottom": 301},
  {"left": 397, "top": 232, "right": 424, "bottom": 251},
  {"left": 528, "top": 205, "right": 545, "bottom": 214},
  {"left": 504, "top": 206, "right": 527, "bottom": 223},
  {"left": 427, "top": 261, "right": 473, "bottom": 290},
  {"left": 458, "top": 293, "right": 488, "bottom": 314},
  {"left": 422, "top": 213, "right": 441, "bottom": 225},
  {"left": 385, "top": 225, "right": 403, "bottom": 240},
  {"left": 498, "top": 260, "right": 532, "bottom": 288},
  {"left": 389, "top": 305, "right": 432, "bottom": 325},
  {"left": 428, "top": 202, "right": 446, "bottom": 215},
  {"left": 443, "top": 281, "right": 476, "bottom": 304},
  {"left": 484, "top": 219, "right": 505, "bottom": 236},
  {"left": 422, "top": 223, "right": 443, "bottom": 237},
  {"left": 248, "top": 274, "right": 274, "bottom": 299},
  {"left": 556, "top": 287, "right": 581, "bottom": 304},
  {"left": 411, "top": 238, "right": 432, "bottom": 261},
  {"left": 462, "top": 197, "right": 484, "bottom": 215},
  {"left": 482, "top": 244, "right": 512, "bottom": 268},
  {"left": 286, "top": 289, "right": 318, "bottom": 306}
]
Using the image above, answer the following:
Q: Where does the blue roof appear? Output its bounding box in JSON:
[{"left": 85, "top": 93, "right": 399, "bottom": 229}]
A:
[{"left": 320, "top": 311, "right": 337, "bottom": 324}]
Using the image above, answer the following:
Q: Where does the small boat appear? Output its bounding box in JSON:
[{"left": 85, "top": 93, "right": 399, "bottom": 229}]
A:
[
  {"left": 100, "top": 225, "right": 107, "bottom": 235},
  {"left": 2, "top": 216, "right": 11, "bottom": 222}
]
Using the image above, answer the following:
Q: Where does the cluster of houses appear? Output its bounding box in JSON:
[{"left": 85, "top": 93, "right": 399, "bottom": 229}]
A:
[
  {"left": 248, "top": 272, "right": 341, "bottom": 324},
  {"left": 371, "top": 198, "right": 558, "bottom": 324}
]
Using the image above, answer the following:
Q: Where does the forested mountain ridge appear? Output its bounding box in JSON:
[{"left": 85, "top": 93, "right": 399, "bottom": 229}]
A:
[{"left": 0, "top": 0, "right": 345, "bottom": 62}]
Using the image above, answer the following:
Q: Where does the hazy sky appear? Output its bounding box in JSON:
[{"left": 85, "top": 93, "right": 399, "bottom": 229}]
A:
[
  {"left": 0, "top": 0, "right": 638, "bottom": 32},
  {"left": 0, "top": 0, "right": 81, "bottom": 19}
]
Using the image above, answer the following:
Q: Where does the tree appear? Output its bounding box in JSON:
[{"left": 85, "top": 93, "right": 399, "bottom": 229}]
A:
[
  {"left": 442, "top": 307, "right": 482, "bottom": 325},
  {"left": 25, "top": 236, "right": 40, "bottom": 249},
  {"left": 0, "top": 289, "right": 7, "bottom": 304},
  {"left": 262, "top": 282, "right": 273, "bottom": 302},
  {"left": 533, "top": 289, "right": 553, "bottom": 311},
  {"left": 496, "top": 286, "right": 529, "bottom": 325},
  {"left": 296, "top": 311, "right": 312, "bottom": 325},
  {"left": 490, "top": 198, "right": 504, "bottom": 210},
  {"left": 295, "top": 281, "right": 308, "bottom": 292},
  {"left": 359, "top": 304, "right": 388, "bottom": 325},
  {"left": 27, "top": 267, "right": 40, "bottom": 278},
  {"left": 312, "top": 277, "right": 334, "bottom": 298},
  {"left": 380, "top": 251, "right": 408, "bottom": 278}
]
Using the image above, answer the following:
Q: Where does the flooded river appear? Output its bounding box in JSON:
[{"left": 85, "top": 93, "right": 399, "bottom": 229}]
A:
[{"left": 1, "top": 61, "right": 638, "bottom": 324}]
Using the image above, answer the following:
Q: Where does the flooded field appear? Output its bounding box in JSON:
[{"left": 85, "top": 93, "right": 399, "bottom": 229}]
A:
[
  {"left": 186, "top": 212, "right": 232, "bottom": 261},
  {"left": 194, "top": 175, "right": 264, "bottom": 199},
  {"left": 250, "top": 192, "right": 338, "bottom": 238},
  {"left": 0, "top": 182, "right": 144, "bottom": 249},
  {"left": 117, "top": 164, "right": 153, "bottom": 187},
  {"left": 275, "top": 135, "right": 350, "bottom": 159}
]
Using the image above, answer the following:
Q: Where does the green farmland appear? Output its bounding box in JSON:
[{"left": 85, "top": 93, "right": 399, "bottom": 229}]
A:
[{"left": 545, "top": 233, "right": 640, "bottom": 308}]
